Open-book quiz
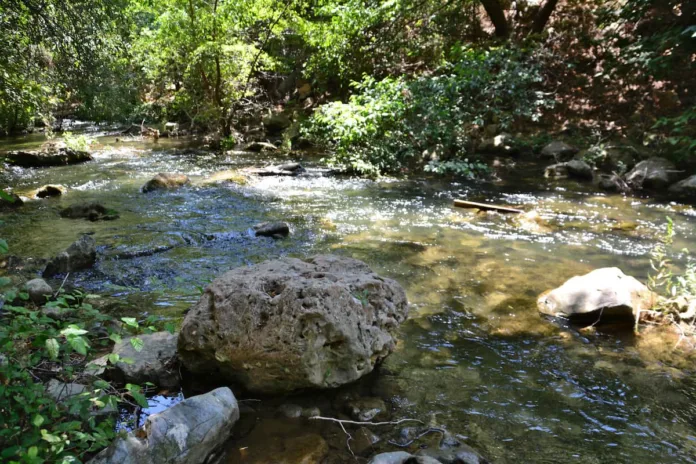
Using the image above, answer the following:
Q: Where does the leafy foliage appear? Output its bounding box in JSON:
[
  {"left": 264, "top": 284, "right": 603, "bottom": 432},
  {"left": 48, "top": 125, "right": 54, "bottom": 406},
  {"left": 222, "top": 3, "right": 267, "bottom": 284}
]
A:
[
  {"left": 304, "top": 46, "right": 552, "bottom": 177},
  {"left": 0, "top": 273, "right": 169, "bottom": 463}
]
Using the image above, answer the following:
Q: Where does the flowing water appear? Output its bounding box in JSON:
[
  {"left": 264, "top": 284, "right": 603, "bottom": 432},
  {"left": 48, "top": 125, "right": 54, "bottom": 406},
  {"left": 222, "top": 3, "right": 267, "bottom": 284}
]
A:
[{"left": 2, "top": 134, "right": 696, "bottom": 463}]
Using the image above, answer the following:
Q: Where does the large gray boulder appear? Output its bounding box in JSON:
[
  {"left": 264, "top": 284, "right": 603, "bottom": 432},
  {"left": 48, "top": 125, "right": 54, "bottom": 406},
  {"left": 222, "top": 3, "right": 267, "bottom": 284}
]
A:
[
  {"left": 537, "top": 268, "right": 656, "bottom": 325},
  {"left": 178, "top": 255, "right": 409, "bottom": 394},
  {"left": 3, "top": 147, "right": 92, "bottom": 167},
  {"left": 625, "top": 157, "right": 679, "bottom": 190},
  {"left": 43, "top": 235, "right": 97, "bottom": 277},
  {"left": 110, "top": 332, "right": 179, "bottom": 389},
  {"left": 669, "top": 175, "right": 696, "bottom": 197},
  {"left": 25, "top": 278, "right": 53, "bottom": 305},
  {"left": 89, "top": 387, "right": 239, "bottom": 464}
]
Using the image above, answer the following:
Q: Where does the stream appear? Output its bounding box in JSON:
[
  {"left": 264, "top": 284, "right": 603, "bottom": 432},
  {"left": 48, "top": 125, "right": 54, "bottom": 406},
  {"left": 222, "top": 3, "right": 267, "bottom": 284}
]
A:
[{"left": 2, "top": 133, "right": 696, "bottom": 463}]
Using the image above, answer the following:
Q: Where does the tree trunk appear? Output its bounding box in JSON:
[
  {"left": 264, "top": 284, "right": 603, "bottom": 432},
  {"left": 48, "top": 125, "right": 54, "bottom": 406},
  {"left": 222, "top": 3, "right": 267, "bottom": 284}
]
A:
[
  {"left": 479, "top": 0, "right": 509, "bottom": 38},
  {"left": 530, "top": 0, "right": 559, "bottom": 35}
]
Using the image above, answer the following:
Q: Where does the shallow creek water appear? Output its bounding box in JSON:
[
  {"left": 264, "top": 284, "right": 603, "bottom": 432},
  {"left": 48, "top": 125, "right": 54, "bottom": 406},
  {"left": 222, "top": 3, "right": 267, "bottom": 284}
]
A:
[{"left": 2, "top": 134, "right": 696, "bottom": 463}]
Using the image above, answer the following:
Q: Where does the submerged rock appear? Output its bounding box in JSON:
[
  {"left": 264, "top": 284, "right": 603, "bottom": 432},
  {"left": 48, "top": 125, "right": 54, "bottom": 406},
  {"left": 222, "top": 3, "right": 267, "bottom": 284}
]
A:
[
  {"left": 353, "top": 427, "right": 382, "bottom": 456},
  {"left": 43, "top": 235, "right": 97, "bottom": 277},
  {"left": 36, "top": 184, "right": 67, "bottom": 198},
  {"left": 253, "top": 221, "right": 290, "bottom": 238},
  {"left": 668, "top": 175, "right": 696, "bottom": 197},
  {"left": 25, "top": 278, "right": 53, "bottom": 305},
  {"left": 540, "top": 141, "right": 579, "bottom": 161},
  {"left": 537, "top": 267, "right": 656, "bottom": 325},
  {"left": 544, "top": 160, "right": 593, "bottom": 180},
  {"left": 246, "top": 163, "right": 306, "bottom": 177},
  {"left": 141, "top": 173, "right": 190, "bottom": 193},
  {"left": 89, "top": 387, "right": 239, "bottom": 464},
  {"left": 61, "top": 203, "right": 119, "bottom": 221},
  {"left": 0, "top": 192, "right": 23, "bottom": 211},
  {"left": 625, "top": 157, "right": 679, "bottom": 190},
  {"left": 3, "top": 147, "right": 93, "bottom": 167},
  {"left": 178, "top": 255, "right": 409, "bottom": 394},
  {"left": 110, "top": 332, "right": 179, "bottom": 389}
]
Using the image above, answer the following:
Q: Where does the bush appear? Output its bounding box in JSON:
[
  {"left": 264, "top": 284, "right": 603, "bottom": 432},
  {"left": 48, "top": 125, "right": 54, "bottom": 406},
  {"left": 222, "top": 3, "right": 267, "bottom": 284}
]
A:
[
  {"left": 0, "top": 238, "right": 171, "bottom": 463},
  {"left": 304, "top": 46, "right": 553, "bottom": 177}
]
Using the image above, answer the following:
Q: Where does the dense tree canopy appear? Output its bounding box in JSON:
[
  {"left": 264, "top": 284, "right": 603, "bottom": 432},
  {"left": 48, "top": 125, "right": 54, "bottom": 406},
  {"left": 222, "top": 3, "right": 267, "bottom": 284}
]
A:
[{"left": 0, "top": 0, "right": 694, "bottom": 161}]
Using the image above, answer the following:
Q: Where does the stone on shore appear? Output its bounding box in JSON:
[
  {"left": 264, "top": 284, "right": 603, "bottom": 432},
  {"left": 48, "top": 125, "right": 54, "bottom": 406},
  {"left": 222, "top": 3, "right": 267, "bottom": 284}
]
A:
[
  {"left": 625, "top": 157, "right": 679, "bottom": 190},
  {"left": 88, "top": 387, "right": 239, "bottom": 464},
  {"left": 110, "top": 332, "right": 179, "bottom": 389},
  {"left": 25, "top": 278, "right": 53, "bottom": 305}
]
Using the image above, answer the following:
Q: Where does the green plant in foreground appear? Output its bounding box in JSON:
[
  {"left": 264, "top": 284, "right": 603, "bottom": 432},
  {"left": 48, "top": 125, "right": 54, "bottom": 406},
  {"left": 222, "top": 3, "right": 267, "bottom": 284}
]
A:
[
  {"left": 648, "top": 217, "right": 696, "bottom": 318},
  {"left": 0, "top": 240, "right": 164, "bottom": 463}
]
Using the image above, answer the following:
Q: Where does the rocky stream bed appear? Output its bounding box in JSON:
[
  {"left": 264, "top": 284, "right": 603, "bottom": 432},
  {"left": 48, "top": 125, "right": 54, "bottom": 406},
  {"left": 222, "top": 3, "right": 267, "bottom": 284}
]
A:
[{"left": 2, "top": 133, "right": 696, "bottom": 463}]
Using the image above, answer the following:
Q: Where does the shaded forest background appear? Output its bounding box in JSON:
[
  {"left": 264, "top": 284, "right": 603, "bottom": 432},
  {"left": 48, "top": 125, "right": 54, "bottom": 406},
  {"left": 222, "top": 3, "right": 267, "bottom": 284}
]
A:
[{"left": 1, "top": 0, "right": 694, "bottom": 174}]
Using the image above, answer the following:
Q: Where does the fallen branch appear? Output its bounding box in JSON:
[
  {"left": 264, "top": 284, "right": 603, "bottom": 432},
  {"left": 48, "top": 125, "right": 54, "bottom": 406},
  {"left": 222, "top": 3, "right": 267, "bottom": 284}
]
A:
[
  {"left": 453, "top": 199, "right": 524, "bottom": 214},
  {"left": 308, "top": 416, "right": 424, "bottom": 457}
]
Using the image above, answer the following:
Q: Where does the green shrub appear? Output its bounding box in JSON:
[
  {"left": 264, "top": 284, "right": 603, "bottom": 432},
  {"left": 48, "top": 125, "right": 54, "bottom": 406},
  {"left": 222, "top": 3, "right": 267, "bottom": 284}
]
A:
[
  {"left": 0, "top": 235, "right": 170, "bottom": 464},
  {"left": 62, "top": 132, "right": 93, "bottom": 152},
  {"left": 304, "top": 46, "right": 553, "bottom": 177}
]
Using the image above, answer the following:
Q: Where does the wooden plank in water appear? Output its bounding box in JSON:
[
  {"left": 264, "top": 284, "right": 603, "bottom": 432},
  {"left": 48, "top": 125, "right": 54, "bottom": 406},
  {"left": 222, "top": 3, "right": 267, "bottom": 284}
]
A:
[{"left": 453, "top": 199, "right": 524, "bottom": 214}]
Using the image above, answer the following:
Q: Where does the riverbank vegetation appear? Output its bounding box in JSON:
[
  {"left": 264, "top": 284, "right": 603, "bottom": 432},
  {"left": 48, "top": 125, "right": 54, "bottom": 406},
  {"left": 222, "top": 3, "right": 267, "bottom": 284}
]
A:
[{"left": 1, "top": 1, "right": 694, "bottom": 173}]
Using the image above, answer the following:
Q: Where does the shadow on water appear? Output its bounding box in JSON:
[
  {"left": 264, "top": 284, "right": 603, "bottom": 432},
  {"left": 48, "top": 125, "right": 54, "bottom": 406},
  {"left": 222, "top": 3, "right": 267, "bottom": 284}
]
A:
[{"left": 2, "top": 134, "right": 696, "bottom": 462}]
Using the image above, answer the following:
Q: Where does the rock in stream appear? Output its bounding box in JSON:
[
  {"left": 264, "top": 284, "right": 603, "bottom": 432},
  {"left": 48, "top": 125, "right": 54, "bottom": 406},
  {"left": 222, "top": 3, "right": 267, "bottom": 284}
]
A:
[{"left": 178, "top": 255, "right": 409, "bottom": 394}]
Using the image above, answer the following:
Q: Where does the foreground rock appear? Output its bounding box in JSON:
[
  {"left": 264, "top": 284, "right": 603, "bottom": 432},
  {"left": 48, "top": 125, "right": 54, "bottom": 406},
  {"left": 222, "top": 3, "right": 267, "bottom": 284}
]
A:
[
  {"left": 36, "top": 184, "right": 67, "bottom": 198},
  {"left": 109, "top": 332, "right": 179, "bottom": 389},
  {"left": 178, "top": 255, "right": 409, "bottom": 393},
  {"left": 43, "top": 235, "right": 97, "bottom": 277},
  {"left": 537, "top": 267, "right": 656, "bottom": 325},
  {"left": 89, "top": 387, "right": 239, "bottom": 464},
  {"left": 25, "top": 278, "right": 53, "bottom": 305},
  {"left": 625, "top": 157, "right": 679, "bottom": 190},
  {"left": 0, "top": 192, "right": 23, "bottom": 211},
  {"left": 544, "top": 160, "right": 593, "bottom": 180},
  {"left": 541, "top": 141, "right": 578, "bottom": 161},
  {"left": 61, "top": 203, "right": 119, "bottom": 221},
  {"left": 669, "top": 175, "right": 696, "bottom": 197},
  {"left": 253, "top": 221, "right": 290, "bottom": 238},
  {"left": 141, "top": 173, "right": 190, "bottom": 192},
  {"left": 46, "top": 379, "right": 115, "bottom": 416},
  {"left": 4, "top": 147, "right": 93, "bottom": 167}
]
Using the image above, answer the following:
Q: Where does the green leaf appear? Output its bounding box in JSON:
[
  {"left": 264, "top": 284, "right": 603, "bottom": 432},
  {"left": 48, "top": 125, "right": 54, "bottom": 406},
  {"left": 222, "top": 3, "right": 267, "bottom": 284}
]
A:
[
  {"left": 32, "top": 414, "right": 45, "bottom": 427},
  {"left": 46, "top": 338, "right": 60, "bottom": 360},
  {"left": 121, "top": 317, "right": 138, "bottom": 328},
  {"left": 41, "top": 429, "right": 63, "bottom": 444},
  {"left": 68, "top": 336, "right": 89, "bottom": 355},
  {"left": 130, "top": 337, "right": 144, "bottom": 352},
  {"left": 0, "top": 239, "right": 8, "bottom": 254},
  {"left": 109, "top": 333, "right": 122, "bottom": 344},
  {"left": 130, "top": 390, "right": 149, "bottom": 408},
  {"left": 61, "top": 325, "right": 88, "bottom": 337},
  {"left": 28, "top": 446, "right": 38, "bottom": 458},
  {"left": 107, "top": 353, "right": 121, "bottom": 364}
]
